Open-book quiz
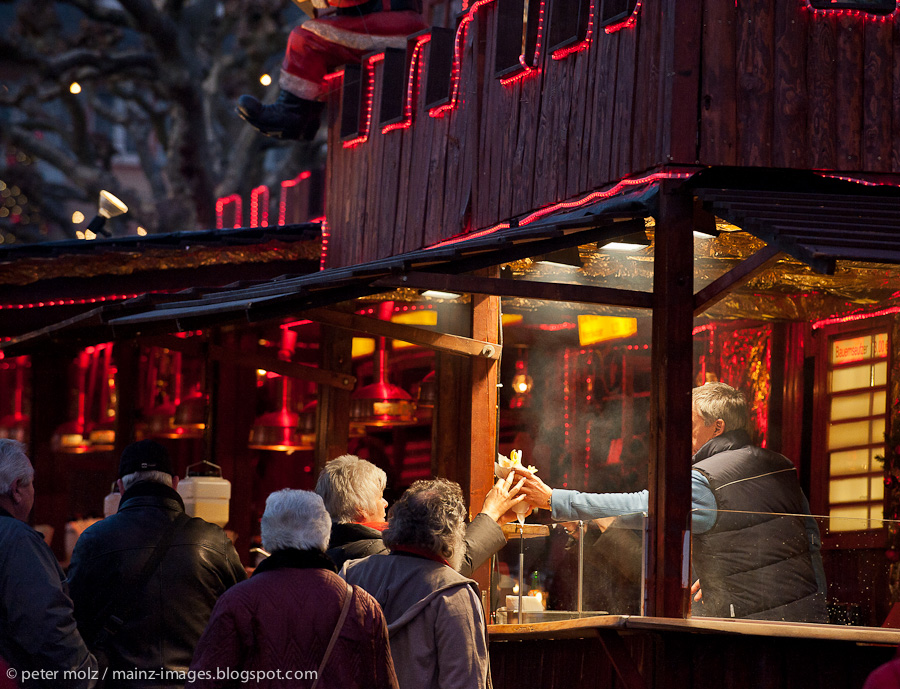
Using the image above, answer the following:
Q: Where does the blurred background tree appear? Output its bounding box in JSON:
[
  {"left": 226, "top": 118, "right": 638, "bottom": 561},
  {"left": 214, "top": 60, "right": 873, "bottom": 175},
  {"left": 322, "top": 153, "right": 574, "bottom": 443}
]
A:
[{"left": 0, "top": 0, "right": 322, "bottom": 241}]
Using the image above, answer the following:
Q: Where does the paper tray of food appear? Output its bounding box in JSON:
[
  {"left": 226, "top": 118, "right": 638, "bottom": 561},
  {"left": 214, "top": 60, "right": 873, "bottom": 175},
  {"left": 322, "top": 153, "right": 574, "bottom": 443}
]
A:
[
  {"left": 493, "top": 610, "right": 610, "bottom": 624},
  {"left": 502, "top": 523, "right": 550, "bottom": 539}
]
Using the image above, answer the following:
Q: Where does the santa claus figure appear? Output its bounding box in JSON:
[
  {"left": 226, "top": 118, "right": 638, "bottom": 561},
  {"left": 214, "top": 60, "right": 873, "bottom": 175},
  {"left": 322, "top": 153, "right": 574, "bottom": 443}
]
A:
[{"left": 238, "top": 0, "right": 427, "bottom": 140}]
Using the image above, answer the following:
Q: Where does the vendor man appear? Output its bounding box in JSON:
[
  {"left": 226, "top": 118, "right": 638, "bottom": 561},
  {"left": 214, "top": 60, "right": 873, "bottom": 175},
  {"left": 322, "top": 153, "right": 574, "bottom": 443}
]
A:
[{"left": 514, "top": 382, "right": 827, "bottom": 622}]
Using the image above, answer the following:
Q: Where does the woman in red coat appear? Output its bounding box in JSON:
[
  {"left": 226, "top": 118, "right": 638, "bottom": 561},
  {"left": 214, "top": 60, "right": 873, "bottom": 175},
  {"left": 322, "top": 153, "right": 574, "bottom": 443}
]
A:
[{"left": 186, "top": 490, "right": 398, "bottom": 689}]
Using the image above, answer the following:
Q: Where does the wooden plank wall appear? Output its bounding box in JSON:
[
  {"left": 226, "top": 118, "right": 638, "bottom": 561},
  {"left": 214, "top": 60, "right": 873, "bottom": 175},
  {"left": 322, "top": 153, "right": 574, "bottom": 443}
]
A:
[
  {"left": 325, "top": 0, "right": 678, "bottom": 268},
  {"left": 325, "top": 0, "right": 900, "bottom": 269},
  {"left": 699, "top": 0, "right": 898, "bottom": 171}
]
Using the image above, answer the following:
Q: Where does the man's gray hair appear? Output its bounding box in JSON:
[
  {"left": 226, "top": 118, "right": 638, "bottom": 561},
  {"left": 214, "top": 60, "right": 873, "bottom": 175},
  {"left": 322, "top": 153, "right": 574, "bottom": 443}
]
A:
[
  {"left": 692, "top": 382, "right": 750, "bottom": 434},
  {"left": 121, "top": 470, "right": 174, "bottom": 492},
  {"left": 383, "top": 478, "right": 466, "bottom": 571},
  {"left": 315, "top": 454, "right": 387, "bottom": 524},
  {"left": 0, "top": 439, "right": 33, "bottom": 496},
  {"left": 261, "top": 489, "right": 331, "bottom": 553}
]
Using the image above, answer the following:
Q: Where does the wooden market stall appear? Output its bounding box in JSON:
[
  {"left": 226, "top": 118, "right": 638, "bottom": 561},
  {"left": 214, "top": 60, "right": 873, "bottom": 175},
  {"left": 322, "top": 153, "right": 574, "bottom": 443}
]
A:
[{"left": 5, "top": 0, "right": 900, "bottom": 687}]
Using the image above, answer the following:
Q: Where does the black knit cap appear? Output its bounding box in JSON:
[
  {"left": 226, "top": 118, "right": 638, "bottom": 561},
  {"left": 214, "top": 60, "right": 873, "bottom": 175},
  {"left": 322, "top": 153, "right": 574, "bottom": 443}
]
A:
[{"left": 118, "top": 439, "right": 174, "bottom": 478}]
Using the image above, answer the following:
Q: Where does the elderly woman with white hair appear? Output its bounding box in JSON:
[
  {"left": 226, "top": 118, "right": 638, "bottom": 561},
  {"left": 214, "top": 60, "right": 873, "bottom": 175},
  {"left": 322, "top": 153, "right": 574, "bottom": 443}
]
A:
[
  {"left": 343, "top": 479, "right": 490, "bottom": 689},
  {"left": 186, "top": 490, "right": 397, "bottom": 689}
]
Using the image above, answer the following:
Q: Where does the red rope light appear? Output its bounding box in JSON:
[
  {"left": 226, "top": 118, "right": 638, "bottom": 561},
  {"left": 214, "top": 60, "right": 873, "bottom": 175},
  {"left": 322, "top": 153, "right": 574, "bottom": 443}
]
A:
[
  {"left": 215, "top": 194, "right": 243, "bottom": 229},
  {"left": 499, "top": 0, "right": 547, "bottom": 86},
  {"left": 319, "top": 218, "right": 330, "bottom": 270},
  {"left": 813, "top": 306, "right": 900, "bottom": 329},
  {"left": 277, "top": 171, "right": 313, "bottom": 226},
  {"left": 801, "top": 0, "right": 899, "bottom": 21},
  {"left": 552, "top": 0, "right": 598, "bottom": 60},
  {"left": 604, "top": 0, "right": 643, "bottom": 33},
  {"left": 425, "top": 170, "right": 694, "bottom": 249},
  {"left": 250, "top": 185, "right": 270, "bottom": 228},
  {"left": 382, "top": 35, "right": 432, "bottom": 135},
  {"left": 0, "top": 293, "right": 142, "bottom": 310},
  {"left": 343, "top": 52, "right": 386, "bottom": 149}
]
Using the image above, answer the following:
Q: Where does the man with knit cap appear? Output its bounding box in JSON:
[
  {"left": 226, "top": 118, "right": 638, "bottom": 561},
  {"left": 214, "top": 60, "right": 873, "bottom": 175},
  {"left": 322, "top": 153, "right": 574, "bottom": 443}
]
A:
[{"left": 68, "top": 440, "right": 246, "bottom": 688}]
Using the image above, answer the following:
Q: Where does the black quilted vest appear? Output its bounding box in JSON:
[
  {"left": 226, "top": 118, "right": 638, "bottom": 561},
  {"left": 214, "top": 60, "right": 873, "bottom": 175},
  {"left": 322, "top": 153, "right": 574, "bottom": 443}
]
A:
[{"left": 691, "top": 430, "right": 827, "bottom": 622}]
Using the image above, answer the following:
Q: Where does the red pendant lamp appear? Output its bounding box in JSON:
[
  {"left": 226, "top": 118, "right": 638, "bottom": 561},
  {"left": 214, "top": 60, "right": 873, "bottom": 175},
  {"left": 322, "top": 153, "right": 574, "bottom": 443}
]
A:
[
  {"left": 0, "top": 357, "right": 30, "bottom": 444},
  {"left": 349, "top": 301, "right": 417, "bottom": 429},
  {"left": 248, "top": 328, "right": 307, "bottom": 452}
]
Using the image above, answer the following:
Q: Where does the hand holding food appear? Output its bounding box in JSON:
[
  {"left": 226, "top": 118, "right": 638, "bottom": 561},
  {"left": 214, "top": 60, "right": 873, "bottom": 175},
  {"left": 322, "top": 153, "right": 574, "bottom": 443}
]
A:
[{"left": 495, "top": 450, "right": 537, "bottom": 523}]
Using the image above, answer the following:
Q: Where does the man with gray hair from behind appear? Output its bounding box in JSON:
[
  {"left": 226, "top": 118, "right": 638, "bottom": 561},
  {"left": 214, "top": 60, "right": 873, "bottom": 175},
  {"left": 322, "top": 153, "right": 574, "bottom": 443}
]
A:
[
  {"left": 317, "top": 454, "right": 525, "bottom": 573},
  {"left": 0, "top": 439, "right": 97, "bottom": 689},
  {"left": 343, "top": 479, "right": 490, "bottom": 689},
  {"left": 187, "top": 490, "right": 397, "bottom": 689}
]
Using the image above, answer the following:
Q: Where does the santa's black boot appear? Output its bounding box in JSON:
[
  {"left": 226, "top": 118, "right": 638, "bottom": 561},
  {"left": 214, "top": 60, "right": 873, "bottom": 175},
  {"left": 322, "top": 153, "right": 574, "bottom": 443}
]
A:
[{"left": 236, "top": 90, "right": 323, "bottom": 141}]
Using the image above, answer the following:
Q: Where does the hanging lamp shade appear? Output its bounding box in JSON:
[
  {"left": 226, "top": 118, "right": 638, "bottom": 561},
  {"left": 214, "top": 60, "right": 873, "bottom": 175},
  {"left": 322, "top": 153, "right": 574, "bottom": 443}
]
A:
[
  {"left": 249, "top": 329, "right": 308, "bottom": 453},
  {"left": 0, "top": 359, "right": 29, "bottom": 444},
  {"left": 88, "top": 345, "right": 116, "bottom": 451},
  {"left": 411, "top": 370, "right": 436, "bottom": 423},
  {"left": 172, "top": 386, "right": 208, "bottom": 439},
  {"left": 52, "top": 350, "right": 93, "bottom": 454},
  {"left": 350, "top": 302, "right": 416, "bottom": 429}
]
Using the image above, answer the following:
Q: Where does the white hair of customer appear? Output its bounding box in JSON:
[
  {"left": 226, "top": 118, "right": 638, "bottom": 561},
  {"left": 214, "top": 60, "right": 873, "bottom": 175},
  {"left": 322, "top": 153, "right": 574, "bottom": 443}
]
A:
[
  {"left": 692, "top": 382, "right": 750, "bottom": 434},
  {"left": 0, "top": 439, "right": 33, "bottom": 496},
  {"left": 261, "top": 489, "right": 332, "bottom": 553},
  {"left": 120, "top": 470, "right": 174, "bottom": 491},
  {"left": 315, "top": 454, "right": 387, "bottom": 523},
  {"left": 383, "top": 478, "right": 466, "bottom": 571}
]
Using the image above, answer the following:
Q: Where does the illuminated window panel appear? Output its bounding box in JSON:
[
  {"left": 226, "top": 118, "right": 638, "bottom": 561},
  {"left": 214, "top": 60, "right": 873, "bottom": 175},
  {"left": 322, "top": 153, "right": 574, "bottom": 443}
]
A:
[
  {"left": 829, "top": 448, "right": 875, "bottom": 476},
  {"left": 871, "top": 476, "right": 885, "bottom": 502},
  {"left": 829, "top": 476, "right": 870, "bottom": 504},
  {"left": 828, "top": 419, "right": 878, "bottom": 450},
  {"left": 830, "top": 364, "right": 874, "bottom": 393},
  {"left": 829, "top": 505, "right": 871, "bottom": 533},
  {"left": 830, "top": 392, "right": 876, "bottom": 421}
]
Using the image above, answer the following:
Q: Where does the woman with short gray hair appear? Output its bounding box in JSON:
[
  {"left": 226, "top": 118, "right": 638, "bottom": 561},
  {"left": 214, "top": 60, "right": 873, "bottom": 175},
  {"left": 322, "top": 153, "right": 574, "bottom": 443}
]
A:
[
  {"left": 343, "top": 479, "right": 490, "bottom": 689},
  {"left": 187, "top": 490, "right": 397, "bottom": 689}
]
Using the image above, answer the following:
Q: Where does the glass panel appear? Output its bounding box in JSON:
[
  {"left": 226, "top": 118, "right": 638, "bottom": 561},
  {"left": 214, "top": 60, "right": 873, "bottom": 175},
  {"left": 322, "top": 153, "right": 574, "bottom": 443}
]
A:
[
  {"left": 830, "top": 364, "right": 872, "bottom": 393},
  {"left": 831, "top": 336, "right": 874, "bottom": 365},
  {"left": 491, "top": 513, "right": 647, "bottom": 623},
  {"left": 829, "top": 505, "right": 870, "bottom": 532},
  {"left": 874, "top": 361, "right": 888, "bottom": 386},
  {"left": 873, "top": 390, "right": 887, "bottom": 416},
  {"left": 871, "top": 476, "right": 885, "bottom": 501},
  {"left": 871, "top": 447, "right": 885, "bottom": 471},
  {"left": 829, "top": 449, "right": 870, "bottom": 476},
  {"left": 830, "top": 392, "right": 872, "bottom": 421},
  {"left": 828, "top": 420, "right": 873, "bottom": 449},
  {"left": 829, "top": 476, "right": 869, "bottom": 503},
  {"left": 874, "top": 332, "right": 889, "bottom": 358},
  {"left": 873, "top": 417, "right": 886, "bottom": 444}
]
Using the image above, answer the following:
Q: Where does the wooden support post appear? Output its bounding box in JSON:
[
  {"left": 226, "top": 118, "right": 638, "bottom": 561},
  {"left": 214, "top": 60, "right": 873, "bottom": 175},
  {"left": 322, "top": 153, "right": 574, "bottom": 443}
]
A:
[
  {"left": 208, "top": 330, "right": 258, "bottom": 562},
  {"left": 648, "top": 181, "right": 695, "bottom": 618},
  {"left": 469, "top": 279, "right": 501, "bottom": 597},
  {"left": 314, "top": 324, "right": 354, "bottom": 475}
]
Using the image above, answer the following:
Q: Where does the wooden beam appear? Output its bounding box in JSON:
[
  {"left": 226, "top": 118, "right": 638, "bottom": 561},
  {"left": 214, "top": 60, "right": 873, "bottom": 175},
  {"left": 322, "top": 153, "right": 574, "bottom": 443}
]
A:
[
  {"left": 314, "top": 325, "right": 353, "bottom": 473},
  {"left": 208, "top": 344, "right": 356, "bottom": 390},
  {"left": 649, "top": 181, "right": 695, "bottom": 619},
  {"left": 468, "top": 283, "right": 501, "bottom": 608},
  {"left": 373, "top": 272, "right": 653, "bottom": 309},
  {"left": 301, "top": 306, "right": 502, "bottom": 360},
  {"left": 692, "top": 244, "right": 783, "bottom": 316}
]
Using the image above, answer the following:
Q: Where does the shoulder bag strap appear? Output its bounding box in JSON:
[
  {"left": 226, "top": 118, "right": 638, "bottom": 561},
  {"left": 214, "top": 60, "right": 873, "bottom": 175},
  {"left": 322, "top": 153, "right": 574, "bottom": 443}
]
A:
[
  {"left": 92, "top": 511, "right": 191, "bottom": 647},
  {"left": 310, "top": 583, "right": 353, "bottom": 689}
]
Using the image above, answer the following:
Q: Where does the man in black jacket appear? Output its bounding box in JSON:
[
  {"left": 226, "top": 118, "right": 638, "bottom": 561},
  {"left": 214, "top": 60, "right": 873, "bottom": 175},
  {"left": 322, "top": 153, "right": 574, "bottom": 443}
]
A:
[
  {"left": 0, "top": 439, "right": 96, "bottom": 689},
  {"left": 68, "top": 441, "right": 246, "bottom": 688},
  {"left": 316, "top": 454, "right": 525, "bottom": 575}
]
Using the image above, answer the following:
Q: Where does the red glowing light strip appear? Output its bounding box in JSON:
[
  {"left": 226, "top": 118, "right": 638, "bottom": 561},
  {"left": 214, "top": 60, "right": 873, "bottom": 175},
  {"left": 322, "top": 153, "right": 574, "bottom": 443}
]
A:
[
  {"left": 342, "top": 52, "right": 386, "bottom": 149},
  {"left": 429, "top": 0, "right": 495, "bottom": 118},
  {"left": 552, "top": 0, "right": 598, "bottom": 59},
  {"left": 215, "top": 194, "right": 242, "bottom": 229},
  {"left": 604, "top": 0, "right": 642, "bottom": 33},
  {"left": 323, "top": 70, "right": 345, "bottom": 84},
  {"left": 277, "top": 171, "right": 313, "bottom": 225},
  {"left": 816, "top": 172, "right": 900, "bottom": 188},
  {"left": 426, "top": 170, "right": 693, "bottom": 249},
  {"left": 382, "top": 35, "right": 431, "bottom": 135},
  {"left": 538, "top": 322, "right": 577, "bottom": 331},
  {"left": 812, "top": 306, "right": 900, "bottom": 330},
  {"left": 499, "top": 0, "right": 547, "bottom": 86},
  {"left": 0, "top": 293, "right": 141, "bottom": 311},
  {"left": 801, "top": 0, "right": 899, "bottom": 21},
  {"left": 319, "top": 218, "right": 330, "bottom": 270},
  {"left": 250, "top": 185, "right": 269, "bottom": 228}
]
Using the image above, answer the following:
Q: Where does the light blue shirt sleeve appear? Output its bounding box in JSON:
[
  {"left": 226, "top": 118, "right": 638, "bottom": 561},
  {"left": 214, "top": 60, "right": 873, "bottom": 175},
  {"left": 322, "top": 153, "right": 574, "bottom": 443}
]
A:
[{"left": 550, "top": 470, "right": 718, "bottom": 534}]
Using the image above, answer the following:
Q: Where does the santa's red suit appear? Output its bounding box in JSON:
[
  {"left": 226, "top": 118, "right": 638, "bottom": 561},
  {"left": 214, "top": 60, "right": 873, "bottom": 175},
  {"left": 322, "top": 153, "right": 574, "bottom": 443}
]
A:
[{"left": 281, "top": 0, "right": 428, "bottom": 100}]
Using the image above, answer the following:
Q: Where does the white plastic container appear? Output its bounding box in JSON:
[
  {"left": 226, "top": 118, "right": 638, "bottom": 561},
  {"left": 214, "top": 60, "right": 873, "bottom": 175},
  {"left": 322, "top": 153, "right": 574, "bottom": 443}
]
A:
[{"left": 177, "top": 475, "right": 231, "bottom": 527}]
